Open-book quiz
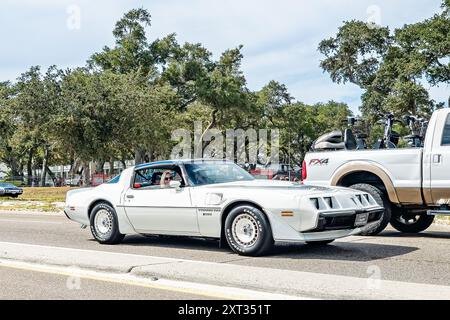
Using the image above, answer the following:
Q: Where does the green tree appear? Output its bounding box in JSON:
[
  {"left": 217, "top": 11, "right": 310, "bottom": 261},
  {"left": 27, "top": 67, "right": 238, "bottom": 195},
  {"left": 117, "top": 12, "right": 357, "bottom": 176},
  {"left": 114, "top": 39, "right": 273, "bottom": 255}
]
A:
[
  {"left": 89, "top": 8, "right": 154, "bottom": 76},
  {"left": 13, "top": 66, "right": 64, "bottom": 185},
  {"left": 0, "top": 82, "right": 22, "bottom": 179},
  {"left": 318, "top": 0, "right": 449, "bottom": 119},
  {"left": 274, "top": 101, "right": 351, "bottom": 166}
]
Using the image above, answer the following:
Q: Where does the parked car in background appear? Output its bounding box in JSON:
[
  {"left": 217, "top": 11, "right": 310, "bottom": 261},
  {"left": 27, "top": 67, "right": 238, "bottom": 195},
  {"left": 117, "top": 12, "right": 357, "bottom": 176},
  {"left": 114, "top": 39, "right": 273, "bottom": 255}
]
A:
[
  {"left": 65, "top": 176, "right": 82, "bottom": 187},
  {"left": 303, "top": 108, "right": 450, "bottom": 235},
  {"left": 64, "top": 159, "right": 383, "bottom": 256},
  {"left": 0, "top": 183, "right": 23, "bottom": 198}
]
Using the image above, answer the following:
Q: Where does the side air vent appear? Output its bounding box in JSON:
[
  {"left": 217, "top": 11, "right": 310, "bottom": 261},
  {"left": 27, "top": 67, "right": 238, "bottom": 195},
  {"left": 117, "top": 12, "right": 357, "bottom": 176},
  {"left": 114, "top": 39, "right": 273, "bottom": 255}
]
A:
[
  {"left": 324, "top": 197, "right": 334, "bottom": 208},
  {"left": 310, "top": 198, "right": 320, "bottom": 209},
  {"left": 310, "top": 197, "right": 340, "bottom": 210}
]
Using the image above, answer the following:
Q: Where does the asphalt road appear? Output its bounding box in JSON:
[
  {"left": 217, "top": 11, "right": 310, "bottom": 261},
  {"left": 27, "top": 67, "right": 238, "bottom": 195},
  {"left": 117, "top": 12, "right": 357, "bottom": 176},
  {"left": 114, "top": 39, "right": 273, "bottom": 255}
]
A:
[
  {"left": 0, "top": 211, "right": 449, "bottom": 298},
  {"left": 0, "top": 264, "right": 207, "bottom": 300}
]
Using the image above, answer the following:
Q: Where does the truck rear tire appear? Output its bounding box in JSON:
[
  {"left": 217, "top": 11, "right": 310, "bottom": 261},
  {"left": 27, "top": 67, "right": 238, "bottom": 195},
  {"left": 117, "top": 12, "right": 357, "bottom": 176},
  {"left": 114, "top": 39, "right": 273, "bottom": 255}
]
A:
[
  {"left": 349, "top": 183, "right": 391, "bottom": 236},
  {"left": 390, "top": 208, "right": 434, "bottom": 233}
]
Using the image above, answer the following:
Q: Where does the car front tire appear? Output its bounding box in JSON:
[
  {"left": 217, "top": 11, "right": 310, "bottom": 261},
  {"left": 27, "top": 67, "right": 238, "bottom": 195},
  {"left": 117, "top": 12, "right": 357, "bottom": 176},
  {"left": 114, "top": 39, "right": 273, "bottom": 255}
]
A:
[
  {"left": 224, "top": 205, "right": 274, "bottom": 256},
  {"left": 90, "top": 202, "right": 124, "bottom": 244},
  {"left": 349, "top": 183, "right": 391, "bottom": 235}
]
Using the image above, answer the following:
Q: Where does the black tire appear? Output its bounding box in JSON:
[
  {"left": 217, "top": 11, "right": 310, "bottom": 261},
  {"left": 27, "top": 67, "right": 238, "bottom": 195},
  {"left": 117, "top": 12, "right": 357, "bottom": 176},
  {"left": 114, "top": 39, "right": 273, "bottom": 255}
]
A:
[
  {"left": 349, "top": 183, "right": 391, "bottom": 235},
  {"left": 89, "top": 202, "right": 124, "bottom": 244},
  {"left": 306, "top": 239, "right": 335, "bottom": 245},
  {"left": 224, "top": 205, "right": 274, "bottom": 256},
  {"left": 390, "top": 208, "right": 434, "bottom": 233}
]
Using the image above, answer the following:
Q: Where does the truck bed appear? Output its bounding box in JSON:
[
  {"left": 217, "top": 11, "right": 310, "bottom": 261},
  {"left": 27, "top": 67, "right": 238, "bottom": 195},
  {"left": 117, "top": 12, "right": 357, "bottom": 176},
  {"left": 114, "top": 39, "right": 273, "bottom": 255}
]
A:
[{"left": 304, "top": 148, "right": 424, "bottom": 205}]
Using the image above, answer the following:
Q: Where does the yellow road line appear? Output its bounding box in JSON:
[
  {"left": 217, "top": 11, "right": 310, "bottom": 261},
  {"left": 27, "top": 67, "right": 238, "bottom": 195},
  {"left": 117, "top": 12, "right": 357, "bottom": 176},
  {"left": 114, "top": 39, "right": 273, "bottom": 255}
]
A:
[{"left": 0, "top": 260, "right": 263, "bottom": 300}]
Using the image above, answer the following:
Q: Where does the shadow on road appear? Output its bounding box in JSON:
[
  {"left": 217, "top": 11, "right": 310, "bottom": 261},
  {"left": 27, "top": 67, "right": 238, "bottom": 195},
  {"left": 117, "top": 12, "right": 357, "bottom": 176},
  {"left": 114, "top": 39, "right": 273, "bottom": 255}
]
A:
[
  {"left": 269, "top": 242, "right": 418, "bottom": 262},
  {"left": 378, "top": 229, "right": 450, "bottom": 240},
  {"left": 113, "top": 234, "right": 418, "bottom": 262}
]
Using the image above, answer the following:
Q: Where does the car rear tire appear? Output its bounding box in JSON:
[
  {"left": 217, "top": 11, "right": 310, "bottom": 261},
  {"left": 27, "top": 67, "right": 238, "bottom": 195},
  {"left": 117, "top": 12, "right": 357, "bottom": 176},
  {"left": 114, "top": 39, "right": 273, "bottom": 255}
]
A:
[
  {"left": 349, "top": 183, "right": 391, "bottom": 235},
  {"left": 224, "top": 205, "right": 274, "bottom": 256},
  {"left": 306, "top": 239, "right": 335, "bottom": 245},
  {"left": 390, "top": 208, "right": 434, "bottom": 233},
  {"left": 90, "top": 202, "right": 125, "bottom": 244}
]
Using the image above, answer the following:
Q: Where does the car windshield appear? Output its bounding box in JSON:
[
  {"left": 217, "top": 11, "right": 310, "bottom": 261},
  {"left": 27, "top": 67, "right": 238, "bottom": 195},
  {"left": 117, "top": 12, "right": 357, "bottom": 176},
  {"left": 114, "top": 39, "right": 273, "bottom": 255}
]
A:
[
  {"left": 184, "top": 162, "right": 254, "bottom": 186},
  {"left": 0, "top": 183, "right": 16, "bottom": 188}
]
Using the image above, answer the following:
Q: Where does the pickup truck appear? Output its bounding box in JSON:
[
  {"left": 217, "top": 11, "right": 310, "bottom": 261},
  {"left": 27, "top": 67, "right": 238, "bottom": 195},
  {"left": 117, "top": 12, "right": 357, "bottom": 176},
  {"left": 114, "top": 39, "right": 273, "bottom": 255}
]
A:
[{"left": 303, "top": 108, "right": 450, "bottom": 235}]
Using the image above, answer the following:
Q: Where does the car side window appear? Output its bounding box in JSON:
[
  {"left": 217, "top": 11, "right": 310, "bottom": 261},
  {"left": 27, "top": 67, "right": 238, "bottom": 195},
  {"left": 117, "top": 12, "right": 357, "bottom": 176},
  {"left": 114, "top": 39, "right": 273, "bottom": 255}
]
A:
[
  {"left": 442, "top": 114, "right": 450, "bottom": 146},
  {"left": 133, "top": 167, "right": 184, "bottom": 189}
]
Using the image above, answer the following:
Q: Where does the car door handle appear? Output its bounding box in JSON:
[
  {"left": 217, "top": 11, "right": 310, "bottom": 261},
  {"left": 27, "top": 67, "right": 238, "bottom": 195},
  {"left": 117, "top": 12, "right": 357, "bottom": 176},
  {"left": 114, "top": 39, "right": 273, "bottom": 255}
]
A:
[
  {"left": 126, "top": 195, "right": 134, "bottom": 199},
  {"left": 433, "top": 154, "right": 442, "bottom": 164}
]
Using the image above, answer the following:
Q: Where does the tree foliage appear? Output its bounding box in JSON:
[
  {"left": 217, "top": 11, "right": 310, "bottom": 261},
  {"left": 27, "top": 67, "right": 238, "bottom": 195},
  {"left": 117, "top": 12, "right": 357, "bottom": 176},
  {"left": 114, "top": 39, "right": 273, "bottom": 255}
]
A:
[
  {"left": 7, "top": 3, "right": 447, "bottom": 183},
  {"left": 319, "top": 0, "right": 449, "bottom": 119}
]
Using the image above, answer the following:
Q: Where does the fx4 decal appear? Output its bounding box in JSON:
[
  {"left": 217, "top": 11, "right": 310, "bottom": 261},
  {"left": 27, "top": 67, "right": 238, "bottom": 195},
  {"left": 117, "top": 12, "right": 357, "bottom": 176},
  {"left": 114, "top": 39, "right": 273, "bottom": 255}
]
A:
[{"left": 309, "top": 158, "right": 329, "bottom": 166}]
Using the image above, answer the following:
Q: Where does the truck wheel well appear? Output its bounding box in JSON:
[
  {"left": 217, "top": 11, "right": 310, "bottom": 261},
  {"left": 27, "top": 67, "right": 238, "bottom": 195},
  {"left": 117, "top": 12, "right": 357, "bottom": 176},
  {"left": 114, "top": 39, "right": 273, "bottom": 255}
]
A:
[
  {"left": 88, "top": 199, "right": 114, "bottom": 218},
  {"left": 338, "top": 171, "right": 387, "bottom": 193}
]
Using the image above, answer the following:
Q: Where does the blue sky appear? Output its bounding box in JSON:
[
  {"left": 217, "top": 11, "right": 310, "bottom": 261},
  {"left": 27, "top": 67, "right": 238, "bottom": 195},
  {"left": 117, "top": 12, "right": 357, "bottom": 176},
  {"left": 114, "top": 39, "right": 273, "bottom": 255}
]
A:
[{"left": 0, "top": 0, "right": 448, "bottom": 113}]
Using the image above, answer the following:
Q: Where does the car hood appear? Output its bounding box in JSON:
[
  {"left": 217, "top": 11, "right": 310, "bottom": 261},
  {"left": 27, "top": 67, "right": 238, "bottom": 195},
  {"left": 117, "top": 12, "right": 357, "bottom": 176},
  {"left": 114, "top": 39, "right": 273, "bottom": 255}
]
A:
[{"left": 203, "top": 180, "right": 352, "bottom": 195}]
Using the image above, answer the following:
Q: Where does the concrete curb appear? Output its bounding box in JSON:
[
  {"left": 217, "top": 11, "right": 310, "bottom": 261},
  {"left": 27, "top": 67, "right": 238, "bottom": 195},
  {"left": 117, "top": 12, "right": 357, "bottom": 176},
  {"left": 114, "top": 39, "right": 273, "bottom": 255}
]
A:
[{"left": 1, "top": 241, "right": 449, "bottom": 300}]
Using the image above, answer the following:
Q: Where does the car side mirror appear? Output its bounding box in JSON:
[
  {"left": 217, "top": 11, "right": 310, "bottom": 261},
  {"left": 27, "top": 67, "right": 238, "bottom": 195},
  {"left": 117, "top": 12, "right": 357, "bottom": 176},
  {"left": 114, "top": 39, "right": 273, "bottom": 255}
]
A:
[{"left": 169, "top": 180, "right": 181, "bottom": 190}]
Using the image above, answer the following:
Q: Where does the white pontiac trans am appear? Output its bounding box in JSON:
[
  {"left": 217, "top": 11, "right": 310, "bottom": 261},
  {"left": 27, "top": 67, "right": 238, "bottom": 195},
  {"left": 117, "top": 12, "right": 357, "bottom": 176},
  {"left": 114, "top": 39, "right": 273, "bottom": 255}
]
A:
[{"left": 64, "top": 160, "right": 384, "bottom": 256}]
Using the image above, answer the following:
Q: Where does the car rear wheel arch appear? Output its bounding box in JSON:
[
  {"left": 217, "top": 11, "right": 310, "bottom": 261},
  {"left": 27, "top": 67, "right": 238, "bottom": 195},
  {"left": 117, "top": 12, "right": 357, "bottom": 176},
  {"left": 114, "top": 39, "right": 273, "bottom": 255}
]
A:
[{"left": 88, "top": 199, "right": 114, "bottom": 219}]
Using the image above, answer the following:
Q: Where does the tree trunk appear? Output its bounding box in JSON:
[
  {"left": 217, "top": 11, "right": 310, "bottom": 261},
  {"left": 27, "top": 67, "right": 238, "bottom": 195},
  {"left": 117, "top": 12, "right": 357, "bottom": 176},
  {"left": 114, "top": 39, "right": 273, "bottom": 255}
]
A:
[
  {"left": 195, "top": 109, "right": 218, "bottom": 158},
  {"left": 9, "top": 159, "right": 20, "bottom": 182},
  {"left": 82, "top": 161, "right": 91, "bottom": 187},
  {"left": 134, "top": 148, "right": 146, "bottom": 165},
  {"left": 147, "top": 148, "right": 154, "bottom": 162},
  {"left": 108, "top": 157, "right": 114, "bottom": 175},
  {"left": 40, "top": 145, "right": 50, "bottom": 187},
  {"left": 68, "top": 154, "right": 75, "bottom": 177},
  {"left": 46, "top": 166, "right": 56, "bottom": 186},
  {"left": 27, "top": 148, "right": 33, "bottom": 186},
  {"left": 94, "top": 160, "right": 104, "bottom": 174}
]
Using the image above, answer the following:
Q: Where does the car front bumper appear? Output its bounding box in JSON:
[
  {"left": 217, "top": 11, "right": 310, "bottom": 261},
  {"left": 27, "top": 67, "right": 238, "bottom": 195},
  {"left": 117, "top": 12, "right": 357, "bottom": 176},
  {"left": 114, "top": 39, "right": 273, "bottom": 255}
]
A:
[
  {"left": 0, "top": 190, "right": 23, "bottom": 196},
  {"left": 274, "top": 219, "right": 382, "bottom": 243},
  {"left": 268, "top": 207, "right": 384, "bottom": 243}
]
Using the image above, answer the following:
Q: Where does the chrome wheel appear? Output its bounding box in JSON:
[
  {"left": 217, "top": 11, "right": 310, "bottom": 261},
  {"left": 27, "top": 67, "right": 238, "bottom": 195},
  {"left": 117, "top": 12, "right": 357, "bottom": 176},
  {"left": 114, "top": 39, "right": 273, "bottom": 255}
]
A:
[
  {"left": 94, "top": 209, "right": 113, "bottom": 237},
  {"left": 231, "top": 213, "right": 259, "bottom": 248}
]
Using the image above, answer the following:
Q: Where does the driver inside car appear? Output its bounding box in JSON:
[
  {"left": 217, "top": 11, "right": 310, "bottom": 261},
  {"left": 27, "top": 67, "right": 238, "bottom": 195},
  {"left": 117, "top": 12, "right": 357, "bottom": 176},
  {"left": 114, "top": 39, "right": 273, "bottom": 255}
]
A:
[{"left": 160, "top": 171, "right": 173, "bottom": 188}]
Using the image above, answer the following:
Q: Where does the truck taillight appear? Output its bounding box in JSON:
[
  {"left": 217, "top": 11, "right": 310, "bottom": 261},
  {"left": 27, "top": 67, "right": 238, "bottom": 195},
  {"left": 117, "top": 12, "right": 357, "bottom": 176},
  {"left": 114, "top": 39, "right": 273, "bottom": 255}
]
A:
[{"left": 302, "top": 160, "right": 307, "bottom": 180}]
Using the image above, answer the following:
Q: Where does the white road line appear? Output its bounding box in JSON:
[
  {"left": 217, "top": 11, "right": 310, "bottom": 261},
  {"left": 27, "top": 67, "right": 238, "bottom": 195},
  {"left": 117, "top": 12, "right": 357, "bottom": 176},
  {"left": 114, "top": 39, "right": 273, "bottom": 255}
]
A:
[
  {"left": 0, "top": 210, "right": 63, "bottom": 216},
  {"left": 0, "top": 219, "right": 62, "bottom": 224},
  {"left": 0, "top": 240, "right": 229, "bottom": 265},
  {"left": 0, "top": 259, "right": 307, "bottom": 300}
]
